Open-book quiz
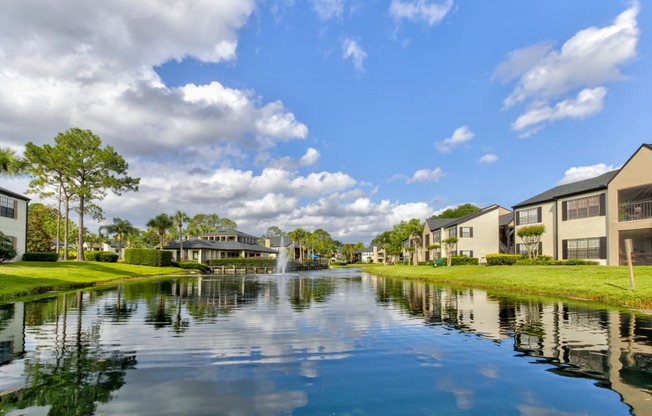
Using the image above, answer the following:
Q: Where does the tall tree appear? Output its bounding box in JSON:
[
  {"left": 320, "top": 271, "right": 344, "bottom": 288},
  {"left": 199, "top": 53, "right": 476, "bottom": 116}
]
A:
[
  {"left": 0, "top": 146, "right": 27, "bottom": 175},
  {"left": 147, "top": 213, "right": 174, "bottom": 249},
  {"left": 101, "top": 218, "right": 136, "bottom": 259},
  {"left": 27, "top": 203, "right": 57, "bottom": 252},
  {"left": 172, "top": 210, "right": 190, "bottom": 261},
  {"left": 311, "top": 229, "right": 336, "bottom": 258},
  {"left": 25, "top": 128, "right": 139, "bottom": 261},
  {"left": 288, "top": 228, "right": 310, "bottom": 263}
]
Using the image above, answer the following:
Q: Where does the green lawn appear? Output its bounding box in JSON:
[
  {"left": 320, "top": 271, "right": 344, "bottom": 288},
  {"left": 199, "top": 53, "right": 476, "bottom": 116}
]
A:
[
  {"left": 360, "top": 263, "right": 652, "bottom": 311},
  {"left": 0, "top": 261, "right": 188, "bottom": 301}
]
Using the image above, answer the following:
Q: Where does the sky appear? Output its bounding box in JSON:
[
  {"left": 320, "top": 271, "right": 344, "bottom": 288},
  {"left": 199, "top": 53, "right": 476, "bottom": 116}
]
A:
[{"left": 1, "top": 0, "right": 651, "bottom": 245}]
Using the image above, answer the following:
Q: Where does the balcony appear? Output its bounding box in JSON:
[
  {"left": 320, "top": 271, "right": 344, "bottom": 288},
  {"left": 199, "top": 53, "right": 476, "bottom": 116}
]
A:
[{"left": 619, "top": 199, "right": 652, "bottom": 222}]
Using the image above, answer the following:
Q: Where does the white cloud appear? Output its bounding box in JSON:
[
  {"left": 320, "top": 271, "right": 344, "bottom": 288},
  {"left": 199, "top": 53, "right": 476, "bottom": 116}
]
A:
[
  {"left": 312, "top": 0, "right": 344, "bottom": 20},
  {"left": 300, "top": 148, "right": 321, "bottom": 166},
  {"left": 435, "top": 126, "right": 474, "bottom": 153},
  {"left": 406, "top": 168, "right": 445, "bottom": 184},
  {"left": 478, "top": 154, "right": 498, "bottom": 164},
  {"left": 511, "top": 87, "right": 606, "bottom": 136},
  {"left": 389, "top": 0, "right": 453, "bottom": 26},
  {"left": 557, "top": 163, "right": 617, "bottom": 185},
  {"left": 342, "top": 38, "right": 367, "bottom": 73},
  {"left": 0, "top": 0, "right": 308, "bottom": 155},
  {"left": 495, "top": 3, "right": 639, "bottom": 134}
]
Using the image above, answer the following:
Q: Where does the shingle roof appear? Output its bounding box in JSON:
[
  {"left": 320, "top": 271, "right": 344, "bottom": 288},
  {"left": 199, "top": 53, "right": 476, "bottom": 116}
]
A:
[
  {"left": 499, "top": 213, "right": 514, "bottom": 227},
  {"left": 0, "top": 187, "right": 30, "bottom": 201},
  {"left": 425, "top": 217, "right": 455, "bottom": 230},
  {"left": 164, "top": 239, "right": 276, "bottom": 253},
  {"left": 197, "top": 228, "right": 258, "bottom": 239},
  {"left": 512, "top": 170, "right": 618, "bottom": 208},
  {"left": 269, "top": 236, "right": 292, "bottom": 248}
]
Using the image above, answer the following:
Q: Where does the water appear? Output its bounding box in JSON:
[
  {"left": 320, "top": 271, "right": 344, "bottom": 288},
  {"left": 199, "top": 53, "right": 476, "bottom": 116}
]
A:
[
  {"left": 1, "top": 268, "right": 651, "bottom": 415},
  {"left": 275, "top": 235, "right": 288, "bottom": 274}
]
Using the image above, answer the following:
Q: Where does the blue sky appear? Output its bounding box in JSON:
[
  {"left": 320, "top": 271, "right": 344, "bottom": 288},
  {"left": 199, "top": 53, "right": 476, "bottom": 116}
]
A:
[{"left": 1, "top": 1, "right": 650, "bottom": 244}]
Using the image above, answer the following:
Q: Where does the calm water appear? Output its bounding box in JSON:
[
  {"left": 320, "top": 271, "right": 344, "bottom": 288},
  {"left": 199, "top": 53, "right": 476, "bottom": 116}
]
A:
[{"left": 1, "top": 268, "right": 651, "bottom": 415}]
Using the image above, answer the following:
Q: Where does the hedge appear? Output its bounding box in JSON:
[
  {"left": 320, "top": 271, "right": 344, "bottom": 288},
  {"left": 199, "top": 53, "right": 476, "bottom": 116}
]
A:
[
  {"left": 124, "top": 248, "right": 173, "bottom": 267},
  {"left": 209, "top": 258, "right": 277, "bottom": 268},
  {"left": 172, "top": 261, "right": 211, "bottom": 273},
  {"left": 22, "top": 252, "right": 58, "bottom": 262},
  {"left": 97, "top": 252, "right": 119, "bottom": 263},
  {"left": 486, "top": 254, "right": 523, "bottom": 266},
  {"left": 450, "top": 256, "right": 479, "bottom": 266},
  {"left": 85, "top": 251, "right": 102, "bottom": 261}
]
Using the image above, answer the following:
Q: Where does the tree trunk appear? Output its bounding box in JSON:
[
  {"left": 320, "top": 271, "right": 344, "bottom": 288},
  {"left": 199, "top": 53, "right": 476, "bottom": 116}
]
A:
[
  {"left": 63, "top": 197, "right": 69, "bottom": 260},
  {"left": 77, "top": 195, "right": 85, "bottom": 260}
]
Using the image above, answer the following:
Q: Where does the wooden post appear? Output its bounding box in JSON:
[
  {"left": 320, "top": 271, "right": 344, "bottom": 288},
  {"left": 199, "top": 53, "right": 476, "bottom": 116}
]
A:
[{"left": 625, "top": 239, "right": 635, "bottom": 290}]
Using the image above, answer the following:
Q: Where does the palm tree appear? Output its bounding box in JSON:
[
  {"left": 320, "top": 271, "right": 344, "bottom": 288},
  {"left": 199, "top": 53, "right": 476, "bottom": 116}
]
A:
[
  {"left": 172, "top": 210, "right": 190, "bottom": 261},
  {"left": 147, "top": 213, "right": 174, "bottom": 249},
  {"left": 101, "top": 218, "right": 136, "bottom": 259}
]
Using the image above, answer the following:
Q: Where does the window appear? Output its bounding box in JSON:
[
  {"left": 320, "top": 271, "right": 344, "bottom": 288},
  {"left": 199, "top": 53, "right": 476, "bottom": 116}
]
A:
[
  {"left": 459, "top": 250, "right": 473, "bottom": 257},
  {"left": 460, "top": 227, "right": 473, "bottom": 238},
  {"left": 433, "top": 230, "right": 441, "bottom": 243},
  {"left": 564, "top": 195, "right": 603, "bottom": 220},
  {"left": 563, "top": 238, "right": 604, "bottom": 259},
  {"left": 0, "top": 196, "right": 16, "bottom": 219},
  {"left": 517, "top": 208, "right": 540, "bottom": 225},
  {"left": 447, "top": 227, "right": 457, "bottom": 238}
]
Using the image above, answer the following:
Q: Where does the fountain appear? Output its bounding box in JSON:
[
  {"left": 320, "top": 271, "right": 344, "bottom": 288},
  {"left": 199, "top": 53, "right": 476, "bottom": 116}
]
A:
[{"left": 275, "top": 235, "right": 288, "bottom": 274}]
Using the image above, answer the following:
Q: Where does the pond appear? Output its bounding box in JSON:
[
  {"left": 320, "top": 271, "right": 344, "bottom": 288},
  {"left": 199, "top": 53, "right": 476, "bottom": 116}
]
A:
[{"left": 1, "top": 268, "right": 651, "bottom": 415}]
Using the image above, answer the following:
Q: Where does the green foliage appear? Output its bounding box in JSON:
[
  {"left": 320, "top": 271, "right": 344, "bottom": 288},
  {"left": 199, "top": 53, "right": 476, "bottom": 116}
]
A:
[
  {"left": 22, "top": 252, "right": 58, "bottom": 262},
  {"left": 85, "top": 251, "right": 102, "bottom": 261},
  {"left": 172, "top": 261, "right": 211, "bottom": 273},
  {"left": 0, "top": 231, "right": 17, "bottom": 263},
  {"left": 0, "top": 146, "right": 27, "bottom": 175},
  {"left": 124, "top": 248, "right": 173, "bottom": 267},
  {"left": 97, "top": 252, "right": 119, "bottom": 263},
  {"left": 433, "top": 203, "right": 481, "bottom": 219},
  {"left": 486, "top": 254, "right": 523, "bottom": 266},
  {"left": 517, "top": 224, "right": 546, "bottom": 237},
  {"left": 451, "top": 256, "right": 479, "bottom": 266}
]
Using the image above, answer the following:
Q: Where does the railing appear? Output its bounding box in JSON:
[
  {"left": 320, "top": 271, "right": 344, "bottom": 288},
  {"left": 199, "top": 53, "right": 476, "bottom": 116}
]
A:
[{"left": 619, "top": 199, "right": 652, "bottom": 222}]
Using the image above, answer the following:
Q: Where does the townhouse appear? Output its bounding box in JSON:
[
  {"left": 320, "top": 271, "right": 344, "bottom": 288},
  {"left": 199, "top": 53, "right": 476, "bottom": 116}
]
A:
[
  {"left": 512, "top": 144, "right": 652, "bottom": 265},
  {"left": 0, "top": 187, "right": 29, "bottom": 262}
]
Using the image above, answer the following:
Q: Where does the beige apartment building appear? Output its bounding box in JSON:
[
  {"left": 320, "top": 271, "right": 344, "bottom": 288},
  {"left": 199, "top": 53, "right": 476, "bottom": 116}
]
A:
[
  {"left": 513, "top": 144, "right": 652, "bottom": 265},
  {"left": 0, "top": 187, "right": 29, "bottom": 262}
]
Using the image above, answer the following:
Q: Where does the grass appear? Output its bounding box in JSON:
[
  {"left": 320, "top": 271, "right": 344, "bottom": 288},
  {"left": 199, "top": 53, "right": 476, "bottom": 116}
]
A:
[
  {"left": 359, "top": 263, "right": 652, "bottom": 311},
  {"left": 0, "top": 261, "right": 188, "bottom": 302}
]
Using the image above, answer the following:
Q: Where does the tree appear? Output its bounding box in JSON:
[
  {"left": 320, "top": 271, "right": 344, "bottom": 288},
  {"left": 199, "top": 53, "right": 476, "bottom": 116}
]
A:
[
  {"left": 147, "top": 213, "right": 174, "bottom": 249},
  {"left": 25, "top": 128, "right": 139, "bottom": 260},
  {"left": 172, "top": 210, "right": 190, "bottom": 261},
  {"left": 441, "top": 237, "right": 459, "bottom": 267},
  {"left": 341, "top": 243, "right": 355, "bottom": 263},
  {"left": 27, "top": 203, "right": 57, "bottom": 252},
  {"left": 288, "top": 228, "right": 310, "bottom": 263},
  {"left": 372, "top": 231, "right": 394, "bottom": 264},
  {"left": 101, "top": 218, "right": 136, "bottom": 259},
  {"left": 0, "top": 146, "right": 27, "bottom": 175},
  {"left": 311, "top": 229, "right": 336, "bottom": 258},
  {"left": 517, "top": 224, "right": 546, "bottom": 259},
  {"left": 0, "top": 231, "right": 17, "bottom": 262},
  {"left": 261, "top": 226, "right": 287, "bottom": 240},
  {"left": 433, "top": 203, "right": 481, "bottom": 219}
]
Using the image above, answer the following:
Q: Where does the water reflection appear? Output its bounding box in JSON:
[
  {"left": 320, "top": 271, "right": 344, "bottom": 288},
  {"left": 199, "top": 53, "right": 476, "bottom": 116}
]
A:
[{"left": 0, "top": 270, "right": 650, "bottom": 415}]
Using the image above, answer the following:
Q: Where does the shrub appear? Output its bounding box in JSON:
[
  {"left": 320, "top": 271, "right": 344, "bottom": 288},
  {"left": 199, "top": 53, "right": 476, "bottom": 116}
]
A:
[
  {"left": 172, "top": 261, "right": 211, "bottom": 273},
  {"left": 563, "top": 258, "right": 599, "bottom": 266},
  {"left": 417, "top": 261, "right": 432, "bottom": 266},
  {"left": 209, "top": 258, "right": 277, "bottom": 268},
  {"left": 485, "top": 254, "right": 523, "bottom": 266},
  {"left": 22, "top": 252, "right": 58, "bottom": 262},
  {"left": 451, "top": 256, "right": 479, "bottom": 266},
  {"left": 97, "top": 252, "right": 119, "bottom": 263},
  {"left": 124, "top": 248, "right": 173, "bottom": 267},
  {"left": 0, "top": 231, "right": 17, "bottom": 263},
  {"left": 85, "top": 251, "right": 102, "bottom": 261}
]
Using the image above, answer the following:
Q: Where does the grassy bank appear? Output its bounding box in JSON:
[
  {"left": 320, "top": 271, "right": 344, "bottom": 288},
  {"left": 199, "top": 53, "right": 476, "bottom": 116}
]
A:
[
  {"left": 0, "top": 261, "right": 188, "bottom": 302},
  {"left": 360, "top": 264, "right": 652, "bottom": 311}
]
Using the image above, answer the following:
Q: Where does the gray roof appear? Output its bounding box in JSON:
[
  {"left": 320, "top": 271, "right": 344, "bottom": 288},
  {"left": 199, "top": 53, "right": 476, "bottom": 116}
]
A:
[
  {"left": 499, "top": 213, "right": 514, "bottom": 227},
  {"left": 427, "top": 205, "right": 510, "bottom": 230},
  {"left": 269, "top": 236, "right": 292, "bottom": 248},
  {"left": 513, "top": 170, "right": 618, "bottom": 208},
  {"left": 0, "top": 187, "right": 30, "bottom": 201},
  {"left": 164, "top": 239, "right": 276, "bottom": 253},
  {"left": 198, "top": 228, "right": 258, "bottom": 239},
  {"left": 425, "top": 217, "right": 455, "bottom": 231}
]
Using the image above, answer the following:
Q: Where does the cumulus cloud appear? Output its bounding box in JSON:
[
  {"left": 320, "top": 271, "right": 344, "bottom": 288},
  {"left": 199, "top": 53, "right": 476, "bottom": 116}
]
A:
[
  {"left": 495, "top": 3, "right": 639, "bottom": 134},
  {"left": 511, "top": 87, "right": 606, "bottom": 136},
  {"left": 342, "top": 38, "right": 367, "bottom": 73},
  {"left": 0, "top": 0, "right": 308, "bottom": 155},
  {"left": 312, "top": 0, "right": 345, "bottom": 20},
  {"left": 406, "top": 168, "right": 445, "bottom": 184},
  {"left": 557, "top": 163, "right": 618, "bottom": 185},
  {"left": 478, "top": 154, "right": 498, "bottom": 164},
  {"left": 389, "top": 0, "right": 453, "bottom": 26},
  {"left": 435, "top": 126, "right": 474, "bottom": 153}
]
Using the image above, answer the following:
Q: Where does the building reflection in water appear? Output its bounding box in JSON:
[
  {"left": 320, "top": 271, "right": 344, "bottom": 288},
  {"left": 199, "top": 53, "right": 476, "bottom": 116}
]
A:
[
  {"left": 0, "top": 302, "right": 25, "bottom": 365},
  {"left": 368, "top": 275, "right": 652, "bottom": 415}
]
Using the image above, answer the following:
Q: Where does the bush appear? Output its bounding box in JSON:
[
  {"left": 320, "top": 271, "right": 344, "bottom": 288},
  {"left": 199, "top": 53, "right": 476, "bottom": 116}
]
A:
[
  {"left": 451, "top": 256, "right": 479, "bottom": 266},
  {"left": 22, "top": 252, "right": 58, "bottom": 262},
  {"left": 172, "top": 261, "right": 211, "bottom": 273},
  {"left": 85, "top": 251, "right": 102, "bottom": 261},
  {"left": 124, "top": 248, "right": 173, "bottom": 267},
  {"left": 563, "top": 258, "right": 599, "bottom": 266},
  {"left": 209, "top": 258, "right": 277, "bottom": 268},
  {"left": 486, "top": 254, "right": 523, "bottom": 266},
  {"left": 97, "top": 252, "right": 119, "bottom": 263}
]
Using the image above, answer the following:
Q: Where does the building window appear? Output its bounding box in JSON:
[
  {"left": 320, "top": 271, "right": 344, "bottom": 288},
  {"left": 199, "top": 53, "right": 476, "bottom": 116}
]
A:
[
  {"left": 459, "top": 250, "right": 473, "bottom": 257},
  {"left": 433, "top": 230, "right": 441, "bottom": 243},
  {"left": 460, "top": 227, "right": 473, "bottom": 238},
  {"left": 517, "top": 208, "right": 540, "bottom": 225},
  {"left": 0, "top": 196, "right": 16, "bottom": 219},
  {"left": 447, "top": 227, "right": 457, "bottom": 238},
  {"left": 564, "top": 195, "right": 602, "bottom": 220},
  {"left": 563, "top": 238, "right": 603, "bottom": 259}
]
